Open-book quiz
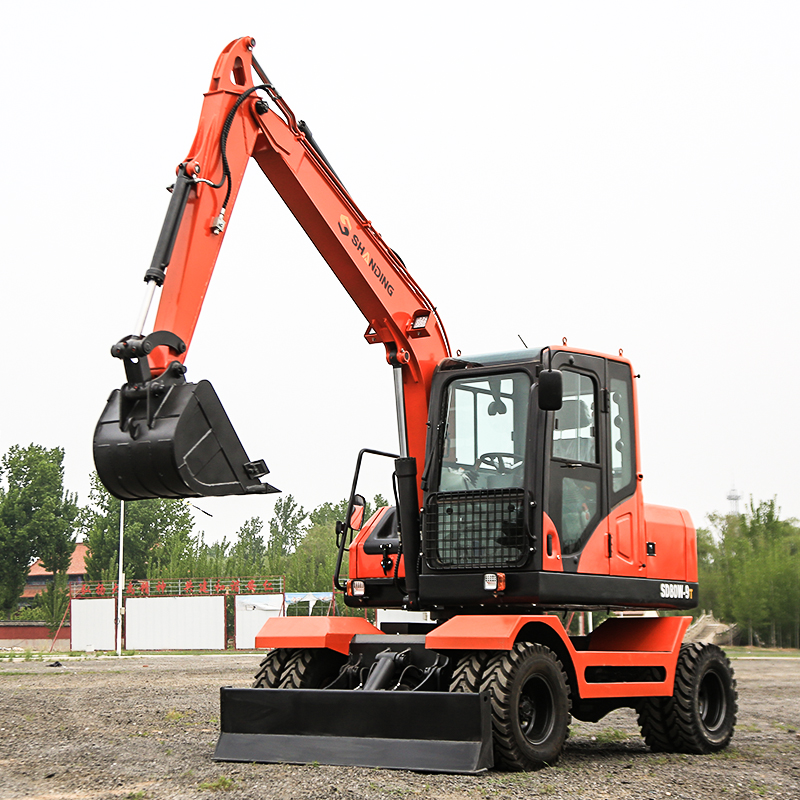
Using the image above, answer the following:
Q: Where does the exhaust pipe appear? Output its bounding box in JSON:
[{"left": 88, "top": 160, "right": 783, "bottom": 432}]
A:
[{"left": 394, "top": 456, "right": 420, "bottom": 609}]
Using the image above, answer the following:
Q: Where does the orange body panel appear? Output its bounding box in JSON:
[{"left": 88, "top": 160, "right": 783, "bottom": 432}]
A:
[
  {"left": 426, "top": 614, "right": 690, "bottom": 699},
  {"left": 573, "top": 508, "right": 611, "bottom": 575},
  {"left": 576, "top": 492, "right": 646, "bottom": 577},
  {"left": 254, "top": 615, "right": 382, "bottom": 655},
  {"left": 587, "top": 615, "right": 691, "bottom": 652},
  {"left": 348, "top": 507, "right": 406, "bottom": 581},
  {"left": 608, "top": 492, "right": 644, "bottom": 577},
  {"left": 425, "top": 614, "right": 563, "bottom": 651},
  {"left": 574, "top": 616, "right": 690, "bottom": 697},
  {"left": 643, "top": 504, "right": 698, "bottom": 582},
  {"left": 569, "top": 494, "right": 696, "bottom": 583}
]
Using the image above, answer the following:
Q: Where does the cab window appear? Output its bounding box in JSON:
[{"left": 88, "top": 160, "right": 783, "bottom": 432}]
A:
[
  {"left": 549, "top": 369, "right": 600, "bottom": 555},
  {"left": 609, "top": 361, "right": 636, "bottom": 501},
  {"left": 438, "top": 372, "right": 530, "bottom": 492},
  {"left": 552, "top": 371, "right": 596, "bottom": 463}
]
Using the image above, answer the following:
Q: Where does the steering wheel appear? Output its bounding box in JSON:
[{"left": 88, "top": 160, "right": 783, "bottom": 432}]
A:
[{"left": 476, "top": 452, "right": 524, "bottom": 474}]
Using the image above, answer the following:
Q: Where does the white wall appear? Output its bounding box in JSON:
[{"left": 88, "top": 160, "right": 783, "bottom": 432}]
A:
[
  {"left": 126, "top": 596, "right": 225, "bottom": 650},
  {"left": 234, "top": 594, "right": 284, "bottom": 650},
  {"left": 70, "top": 598, "right": 116, "bottom": 651},
  {"left": 375, "top": 609, "right": 431, "bottom": 627}
]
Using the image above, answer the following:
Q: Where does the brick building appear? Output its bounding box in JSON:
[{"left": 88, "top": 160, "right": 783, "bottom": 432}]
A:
[{"left": 23, "top": 542, "right": 89, "bottom": 599}]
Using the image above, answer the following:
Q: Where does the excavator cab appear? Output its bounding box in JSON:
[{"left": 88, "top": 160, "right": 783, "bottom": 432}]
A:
[{"left": 345, "top": 347, "right": 698, "bottom": 611}]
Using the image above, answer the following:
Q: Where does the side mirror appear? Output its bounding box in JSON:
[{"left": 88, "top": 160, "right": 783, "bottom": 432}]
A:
[
  {"left": 349, "top": 494, "right": 366, "bottom": 531},
  {"left": 538, "top": 369, "right": 563, "bottom": 411}
]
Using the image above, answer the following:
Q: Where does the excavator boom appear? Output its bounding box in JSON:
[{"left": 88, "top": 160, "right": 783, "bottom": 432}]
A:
[{"left": 94, "top": 37, "right": 449, "bottom": 500}]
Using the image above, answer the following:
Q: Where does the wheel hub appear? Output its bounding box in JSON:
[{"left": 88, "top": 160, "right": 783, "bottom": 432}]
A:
[
  {"left": 519, "top": 675, "right": 556, "bottom": 745},
  {"left": 698, "top": 669, "right": 726, "bottom": 733}
]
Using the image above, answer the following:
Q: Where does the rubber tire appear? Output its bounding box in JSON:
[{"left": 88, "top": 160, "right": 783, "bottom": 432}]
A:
[
  {"left": 638, "top": 643, "right": 737, "bottom": 754},
  {"left": 450, "top": 651, "right": 490, "bottom": 693},
  {"left": 278, "top": 648, "right": 347, "bottom": 689},
  {"left": 252, "top": 648, "right": 293, "bottom": 688},
  {"left": 480, "top": 643, "right": 571, "bottom": 771}
]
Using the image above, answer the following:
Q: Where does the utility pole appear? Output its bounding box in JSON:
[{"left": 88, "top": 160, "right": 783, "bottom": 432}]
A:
[{"left": 116, "top": 500, "right": 125, "bottom": 657}]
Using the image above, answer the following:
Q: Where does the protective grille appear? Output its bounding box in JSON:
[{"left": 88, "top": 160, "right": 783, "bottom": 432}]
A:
[{"left": 424, "top": 489, "right": 528, "bottom": 570}]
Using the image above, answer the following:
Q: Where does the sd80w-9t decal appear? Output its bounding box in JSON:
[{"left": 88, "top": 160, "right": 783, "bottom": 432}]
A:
[{"left": 660, "top": 582, "right": 694, "bottom": 601}]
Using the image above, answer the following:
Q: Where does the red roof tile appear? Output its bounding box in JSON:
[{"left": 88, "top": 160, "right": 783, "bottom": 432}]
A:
[{"left": 27, "top": 542, "right": 89, "bottom": 578}]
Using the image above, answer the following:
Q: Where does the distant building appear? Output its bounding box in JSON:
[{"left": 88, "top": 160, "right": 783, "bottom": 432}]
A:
[{"left": 23, "top": 542, "right": 89, "bottom": 599}]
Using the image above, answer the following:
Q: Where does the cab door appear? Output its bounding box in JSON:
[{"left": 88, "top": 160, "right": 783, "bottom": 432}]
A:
[{"left": 545, "top": 352, "right": 608, "bottom": 573}]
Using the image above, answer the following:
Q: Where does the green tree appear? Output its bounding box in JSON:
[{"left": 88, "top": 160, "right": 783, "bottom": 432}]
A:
[
  {"left": 699, "top": 498, "right": 800, "bottom": 647},
  {"left": 34, "top": 573, "right": 70, "bottom": 635},
  {"left": 148, "top": 513, "right": 197, "bottom": 580},
  {"left": 185, "top": 534, "right": 233, "bottom": 579},
  {"left": 82, "top": 474, "right": 195, "bottom": 581},
  {"left": 286, "top": 494, "right": 389, "bottom": 592},
  {"left": 230, "top": 517, "right": 267, "bottom": 576},
  {"left": 266, "top": 495, "right": 308, "bottom": 575},
  {"left": 286, "top": 522, "right": 339, "bottom": 592},
  {"left": 0, "top": 445, "right": 78, "bottom": 616}
]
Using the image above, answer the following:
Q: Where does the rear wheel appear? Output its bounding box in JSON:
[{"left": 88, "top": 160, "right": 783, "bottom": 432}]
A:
[
  {"left": 638, "top": 643, "right": 737, "bottom": 754},
  {"left": 637, "top": 694, "right": 673, "bottom": 752},
  {"left": 480, "top": 643, "right": 570, "bottom": 770}
]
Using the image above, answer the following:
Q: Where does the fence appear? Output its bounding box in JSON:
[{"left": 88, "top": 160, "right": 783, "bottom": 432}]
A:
[
  {"left": 70, "top": 598, "right": 116, "bottom": 651},
  {"left": 68, "top": 577, "right": 335, "bottom": 651},
  {"left": 70, "top": 576, "right": 284, "bottom": 599},
  {"left": 0, "top": 621, "right": 71, "bottom": 652},
  {"left": 126, "top": 596, "right": 226, "bottom": 650}
]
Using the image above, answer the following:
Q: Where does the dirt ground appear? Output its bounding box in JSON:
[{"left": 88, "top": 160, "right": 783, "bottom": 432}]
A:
[{"left": 0, "top": 652, "right": 798, "bottom": 800}]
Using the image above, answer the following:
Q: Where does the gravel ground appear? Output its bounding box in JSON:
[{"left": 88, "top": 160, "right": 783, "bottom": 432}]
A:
[{"left": 0, "top": 652, "right": 798, "bottom": 800}]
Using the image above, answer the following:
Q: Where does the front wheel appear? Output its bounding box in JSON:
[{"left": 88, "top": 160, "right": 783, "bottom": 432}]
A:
[
  {"left": 252, "top": 648, "right": 293, "bottom": 687},
  {"left": 253, "top": 647, "right": 346, "bottom": 689},
  {"left": 638, "top": 643, "right": 737, "bottom": 754},
  {"left": 278, "top": 648, "right": 347, "bottom": 689},
  {"left": 480, "top": 642, "right": 571, "bottom": 770},
  {"left": 450, "top": 651, "right": 490, "bottom": 693}
]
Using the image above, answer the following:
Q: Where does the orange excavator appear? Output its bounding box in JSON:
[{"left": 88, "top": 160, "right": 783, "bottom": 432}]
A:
[{"left": 94, "top": 37, "right": 737, "bottom": 773}]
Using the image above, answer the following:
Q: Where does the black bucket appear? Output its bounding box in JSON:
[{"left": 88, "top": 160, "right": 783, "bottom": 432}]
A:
[{"left": 93, "top": 379, "right": 278, "bottom": 501}]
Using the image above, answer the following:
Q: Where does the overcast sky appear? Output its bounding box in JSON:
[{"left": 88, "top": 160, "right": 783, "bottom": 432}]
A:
[{"left": 2, "top": 1, "right": 798, "bottom": 542}]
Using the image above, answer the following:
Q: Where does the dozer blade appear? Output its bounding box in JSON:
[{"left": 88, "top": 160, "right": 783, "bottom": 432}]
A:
[
  {"left": 93, "top": 380, "right": 278, "bottom": 500},
  {"left": 214, "top": 687, "right": 494, "bottom": 774}
]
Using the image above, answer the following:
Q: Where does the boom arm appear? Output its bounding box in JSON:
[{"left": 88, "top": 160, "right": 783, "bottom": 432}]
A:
[{"left": 140, "top": 37, "right": 449, "bottom": 474}]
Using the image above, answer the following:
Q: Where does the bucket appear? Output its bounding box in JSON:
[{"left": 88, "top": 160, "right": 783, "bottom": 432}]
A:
[{"left": 93, "top": 379, "right": 278, "bottom": 500}]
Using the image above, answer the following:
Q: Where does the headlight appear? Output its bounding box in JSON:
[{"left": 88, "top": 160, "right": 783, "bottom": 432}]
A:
[{"left": 483, "top": 572, "right": 506, "bottom": 592}]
